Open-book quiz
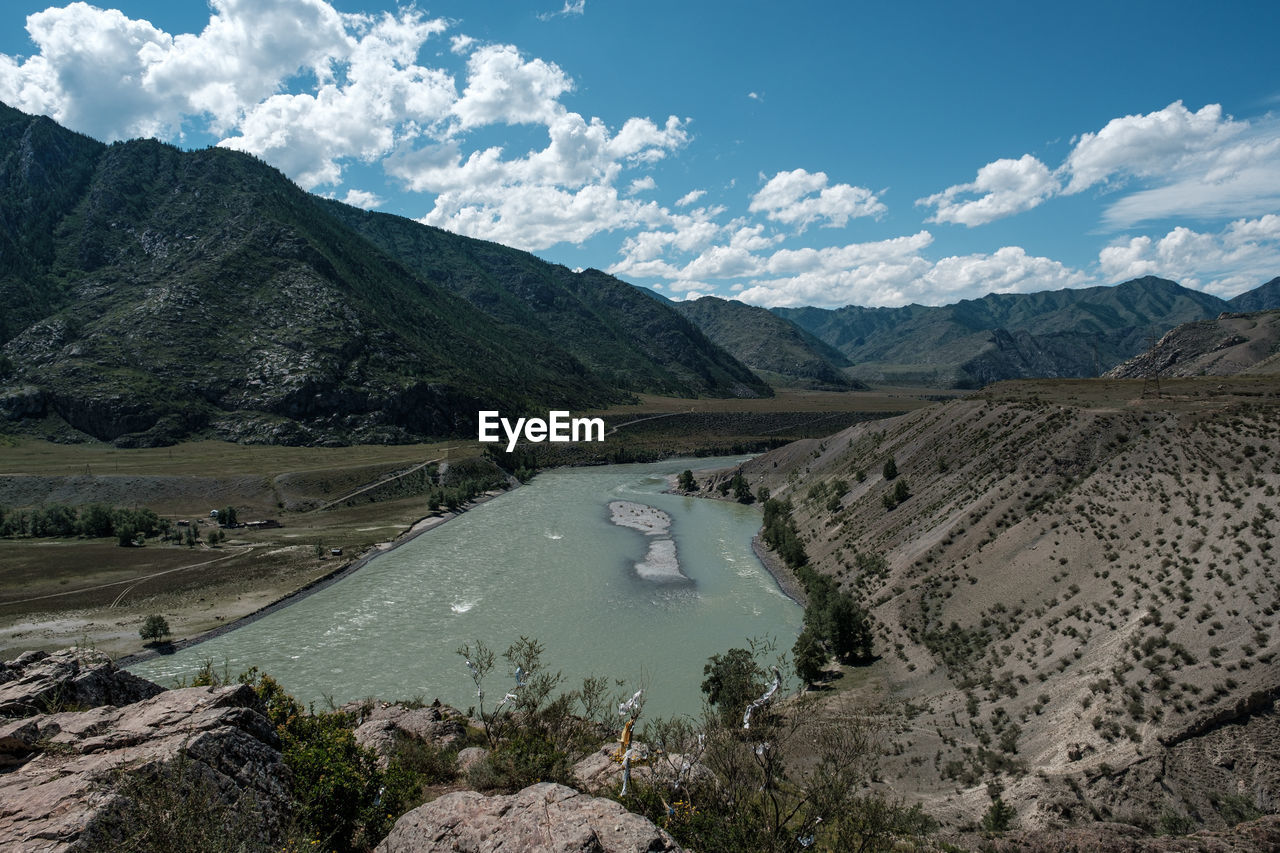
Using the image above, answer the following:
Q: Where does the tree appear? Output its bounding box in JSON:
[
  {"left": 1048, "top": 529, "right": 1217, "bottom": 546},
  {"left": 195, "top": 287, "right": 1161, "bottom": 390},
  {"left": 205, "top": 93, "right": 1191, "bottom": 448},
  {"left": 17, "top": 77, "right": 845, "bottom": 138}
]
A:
[
  {"left": 981, "top": 780, "right": 1016, "bottom": 832},
  {"left": 701, "top": 647, "right": 765, "bottom": 724},
  {"left": 893, "top": 479, "right": 911, "bottom": 504},
  {"left": 219, "top": 506, "right": 238, "bottom": 527},
  {"left": 139, "top": 614, "right": 171, "bottom": 643},
  {"left": 677, "top": 469, "right": 696, "bottom": 492},
  {"left": 116, "top": 519, "right": 139, "bottom": 547},
  {"left": 731, "top": 471, "right": 753, "bottom": 504},
  {"left": 826, "top": 593, "right": 874, "bottom": 664},
  {"left": 882, "top": 457, "right": 898, "bottom": 480},
  {"left": 793, "top": 627, "right": 826, "bottom": 686}
]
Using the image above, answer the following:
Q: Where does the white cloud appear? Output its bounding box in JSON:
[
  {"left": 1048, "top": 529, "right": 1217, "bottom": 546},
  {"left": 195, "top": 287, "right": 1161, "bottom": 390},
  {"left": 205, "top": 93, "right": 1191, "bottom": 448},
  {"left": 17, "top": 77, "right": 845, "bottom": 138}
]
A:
[
  {"left": 1098, "top": 215, "right": 1280, "bottom": 297},
  {"left": 219, "top": 9, "right": 455, "bottom": 188},
  {"left": 1099, "top": 131, "right": 1280, "bottom": 227},
  {"left": 342, "top": 188, "right": 384, "bottom": 209},
  {"left": 1063, "top": 101, "right": 1243, "bottom": 194},
  {"left": 538, "top": 1, "right": 586, "bottom": 21},
  {"left": 917, "top": 155, "right": 1059, "bottom": 226},
  {"left": 451, "top": 43, "right": 572, "bottom": 129},
  {"left": 675, "top": 189, "right": 705, "bottom": 207},
  {"left": 917, "top": 102, "right": 1280, "bottom": 230},
  {"left": 0, "top": 0, "right": 356, "bottom": 140},
  {"left": 749, "top": 168, "right": 885, "bottom": 229},
  {"left": 628, "top": 175, "right": 656, "bottom": 194}
]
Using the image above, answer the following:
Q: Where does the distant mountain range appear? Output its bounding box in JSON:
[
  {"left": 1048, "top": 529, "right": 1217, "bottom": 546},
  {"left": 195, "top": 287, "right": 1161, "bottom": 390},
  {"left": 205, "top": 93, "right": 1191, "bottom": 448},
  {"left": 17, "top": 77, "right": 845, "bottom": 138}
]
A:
[
  {"left": 0, "top": 103, "right": 768, "bottom": 446},
  {"left": 772, "top": 276, "right": 1280, "bottom": 387},
  {"left": 660, "top": 295, "right": 865, "bottom": 390}
]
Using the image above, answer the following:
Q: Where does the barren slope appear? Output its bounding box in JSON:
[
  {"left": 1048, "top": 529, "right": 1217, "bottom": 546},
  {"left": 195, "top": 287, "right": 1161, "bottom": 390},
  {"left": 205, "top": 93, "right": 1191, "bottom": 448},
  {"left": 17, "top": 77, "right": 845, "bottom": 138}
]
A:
[{"left": 714, "top": 378, "right": 1280, "bottom": 829}]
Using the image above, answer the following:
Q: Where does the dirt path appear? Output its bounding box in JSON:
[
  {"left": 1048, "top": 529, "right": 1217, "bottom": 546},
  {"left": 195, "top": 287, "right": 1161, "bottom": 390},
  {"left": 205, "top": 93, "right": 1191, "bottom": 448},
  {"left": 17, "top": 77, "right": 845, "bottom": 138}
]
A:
[
  {"left": 309, "top": 451, "right": 456, "bottom": 512},
  {"left": 606, "top": 410, "right": 691, "bottom": 435}
]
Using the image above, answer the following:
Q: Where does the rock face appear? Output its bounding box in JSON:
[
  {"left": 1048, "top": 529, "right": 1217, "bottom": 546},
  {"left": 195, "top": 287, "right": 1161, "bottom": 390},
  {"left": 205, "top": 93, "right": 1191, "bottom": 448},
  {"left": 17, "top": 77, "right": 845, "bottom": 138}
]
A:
[
  {"left": 376, "top": 782, "right": 684, "bottom": 853},
  {"left": 0, "top": 649, "right": 290, "bottom": 852},
  {"left": 0, "top": 648, "right": 165, "bottom": 717}
]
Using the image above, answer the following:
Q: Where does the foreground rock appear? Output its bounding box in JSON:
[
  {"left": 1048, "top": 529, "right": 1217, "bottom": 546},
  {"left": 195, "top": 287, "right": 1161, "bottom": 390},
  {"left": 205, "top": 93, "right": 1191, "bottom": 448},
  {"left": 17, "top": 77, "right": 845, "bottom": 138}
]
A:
[
  {"left": 0, "top": 648, "right": 164, "bottom": 717},
  {"left": 376, "top": 781, "right": 684, "bottom": 853},
  {"left": 0, "top": 660, "right": 288, "bottom": 845}
]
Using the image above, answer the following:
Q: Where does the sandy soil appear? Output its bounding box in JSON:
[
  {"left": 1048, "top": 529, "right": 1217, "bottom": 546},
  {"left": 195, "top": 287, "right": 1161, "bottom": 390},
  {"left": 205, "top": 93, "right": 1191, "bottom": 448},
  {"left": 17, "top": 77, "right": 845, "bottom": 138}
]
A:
[{"left": 607, "top": 500, "right": 672, "bottom": 535}]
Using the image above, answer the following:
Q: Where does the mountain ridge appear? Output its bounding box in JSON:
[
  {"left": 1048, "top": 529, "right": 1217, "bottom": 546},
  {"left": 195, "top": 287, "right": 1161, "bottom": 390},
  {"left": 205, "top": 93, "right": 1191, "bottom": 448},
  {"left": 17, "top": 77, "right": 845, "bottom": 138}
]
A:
[
  {"left": 0, "top": 102, "right": 768, "bottom": 446},
  {"left": 773, "top": 276, "right": 1279, "bottom": 387}
]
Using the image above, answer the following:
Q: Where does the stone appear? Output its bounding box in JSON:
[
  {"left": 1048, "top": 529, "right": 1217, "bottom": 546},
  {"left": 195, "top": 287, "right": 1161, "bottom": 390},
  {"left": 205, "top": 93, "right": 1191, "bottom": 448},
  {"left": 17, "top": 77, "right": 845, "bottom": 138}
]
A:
[
  {"left": 376, "top": 782, "right": 684, "bottom": 853},
  {"left": 347, "top": 701, "right": 468, "bottom": 766}
]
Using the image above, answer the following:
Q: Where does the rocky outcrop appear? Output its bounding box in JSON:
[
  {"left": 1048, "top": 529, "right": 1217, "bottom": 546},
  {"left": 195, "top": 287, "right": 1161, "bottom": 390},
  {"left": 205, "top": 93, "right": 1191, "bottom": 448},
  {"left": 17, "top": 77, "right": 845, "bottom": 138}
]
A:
[
  {"left": 0, "top": 681, "right": 290, "bottom": 851},
  {"left": 0, "top": 649, "right": 288, "bottom": 851},
  {"left": 0, "top": 648, "right": 165, "bottom": 717},
  {"left": 345, "top": 700, "right": 468, "bottom": 767},
  {"left": 375, "top": 782, "right": 684, "bottom": 853}
]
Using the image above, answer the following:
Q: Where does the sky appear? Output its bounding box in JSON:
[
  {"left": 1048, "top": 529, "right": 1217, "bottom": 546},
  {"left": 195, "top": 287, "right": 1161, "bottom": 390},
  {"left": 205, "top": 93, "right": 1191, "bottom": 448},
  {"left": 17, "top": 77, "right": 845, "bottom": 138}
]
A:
[{"left": 2, "top": 1, "right": 1279, "bottom": 309}]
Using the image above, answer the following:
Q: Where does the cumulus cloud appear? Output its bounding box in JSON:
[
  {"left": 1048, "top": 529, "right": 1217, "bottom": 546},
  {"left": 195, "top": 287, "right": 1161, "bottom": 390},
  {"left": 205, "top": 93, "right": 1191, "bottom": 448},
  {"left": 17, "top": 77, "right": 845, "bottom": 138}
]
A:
[
  {"left": 749, "top": 168, "right": 885, "bottom": 229},
  {"left": 917, "top": 154, "right": 1059, "bottom": 226},
  {"left": 341, "top": 188, "right": 384, "bottom": 209},
  {"left": 1063, "top": 101, "right": 1243, "bottom": 194},
  {"left": 0, "top": 0, "right": 355, "bottom": 140},
  {"left": 451, "top": 44, "right": 572, "bottom": 129},
  {"left": 918, "top": 101, "right": 1280, "bottom": 229},
  {"left": 1098, "top": 215, "right": 1280, "bottom": 296}
]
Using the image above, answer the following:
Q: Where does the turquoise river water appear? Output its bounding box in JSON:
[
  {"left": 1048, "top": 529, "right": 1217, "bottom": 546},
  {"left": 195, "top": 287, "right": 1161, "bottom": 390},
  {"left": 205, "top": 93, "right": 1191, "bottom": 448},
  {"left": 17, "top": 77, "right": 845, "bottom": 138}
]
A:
[{"left": 129, "top": 457, "right": 802, "bottom": 719}]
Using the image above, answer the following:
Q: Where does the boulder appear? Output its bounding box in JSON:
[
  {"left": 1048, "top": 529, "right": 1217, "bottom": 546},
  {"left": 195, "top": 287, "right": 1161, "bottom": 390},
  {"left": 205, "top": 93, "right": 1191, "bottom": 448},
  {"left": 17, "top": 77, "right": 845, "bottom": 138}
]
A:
[
  {"left": 0, "top": 648, "right": 165, "bottom": 717},
  {"left": 375, "top": 781, "right": 684, "bottom": 853},
  {"left": 346, "top": 701, "right": 468, "bottom": 766}
]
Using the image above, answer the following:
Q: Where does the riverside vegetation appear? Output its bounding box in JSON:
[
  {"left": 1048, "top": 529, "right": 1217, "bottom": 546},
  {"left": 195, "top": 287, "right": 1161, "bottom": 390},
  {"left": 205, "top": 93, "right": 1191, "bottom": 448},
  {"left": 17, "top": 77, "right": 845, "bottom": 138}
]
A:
[{"left": 72, "top": 635, "right": 937, "bottom": 853}]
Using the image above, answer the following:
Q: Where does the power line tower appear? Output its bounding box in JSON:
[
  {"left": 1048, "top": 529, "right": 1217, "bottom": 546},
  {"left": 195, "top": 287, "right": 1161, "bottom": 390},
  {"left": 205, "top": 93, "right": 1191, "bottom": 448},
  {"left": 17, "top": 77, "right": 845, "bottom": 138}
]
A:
[{"left": 1141, "top": 329, "right": 1162, "bottom": 399}]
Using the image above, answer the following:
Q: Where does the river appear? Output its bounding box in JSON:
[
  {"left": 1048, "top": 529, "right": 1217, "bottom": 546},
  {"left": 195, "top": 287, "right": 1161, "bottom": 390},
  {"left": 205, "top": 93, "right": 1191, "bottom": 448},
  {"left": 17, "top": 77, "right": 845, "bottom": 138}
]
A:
[{"left": 129, "top": 457, "right": 802, "bottom": 720}]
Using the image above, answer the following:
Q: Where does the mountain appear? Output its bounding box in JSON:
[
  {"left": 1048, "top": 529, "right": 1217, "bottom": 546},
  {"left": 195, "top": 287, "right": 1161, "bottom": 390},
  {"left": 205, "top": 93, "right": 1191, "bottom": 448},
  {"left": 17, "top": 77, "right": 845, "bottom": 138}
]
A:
[
  {"left": 715, "top": 378, "right": 1280, "bottom": 827},
  {"left": 774, "top": 277, "right": 1266, "bottom": 387},
  {"left": 0, "top": 103, "right": 767, "bottom": 446},
  {"left": 1106, "top": 309, "right": 1280, "bottom": 378},
  {"left": 1228, "top": 276, "right": 1280, "bottom": 313},
  {"left": 320, "top": 202, "right": 769, "bottom": 400},
  {"left": 666, "top": 295, "right": 865, "bottom": 390}
]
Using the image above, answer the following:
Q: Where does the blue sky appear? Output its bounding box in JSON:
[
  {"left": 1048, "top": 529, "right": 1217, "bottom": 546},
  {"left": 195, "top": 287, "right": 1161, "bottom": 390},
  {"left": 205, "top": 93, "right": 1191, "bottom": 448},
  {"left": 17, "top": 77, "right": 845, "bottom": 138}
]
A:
[{"left": 2, "top": 1, "right": 1278, "bottom": 307}]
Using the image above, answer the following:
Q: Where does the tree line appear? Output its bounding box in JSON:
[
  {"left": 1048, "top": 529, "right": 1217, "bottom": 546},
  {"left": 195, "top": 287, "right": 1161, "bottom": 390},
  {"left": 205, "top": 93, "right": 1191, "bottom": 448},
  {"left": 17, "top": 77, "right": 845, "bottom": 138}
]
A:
[{"left": 0, "top": 502, "right": 164, "bottom": 546}]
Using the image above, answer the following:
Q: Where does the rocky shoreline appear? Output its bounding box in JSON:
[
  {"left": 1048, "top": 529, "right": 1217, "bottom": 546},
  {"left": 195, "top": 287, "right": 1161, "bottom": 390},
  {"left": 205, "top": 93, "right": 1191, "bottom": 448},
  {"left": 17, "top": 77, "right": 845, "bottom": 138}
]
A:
[{"left": 750, "top": 534, "right": 807, "bottom": 606}]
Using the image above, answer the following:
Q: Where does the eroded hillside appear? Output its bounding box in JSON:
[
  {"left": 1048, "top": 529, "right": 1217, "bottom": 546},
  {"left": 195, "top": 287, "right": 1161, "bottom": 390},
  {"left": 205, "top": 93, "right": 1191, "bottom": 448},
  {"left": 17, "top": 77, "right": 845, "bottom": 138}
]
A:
[{"left": 714, "top": 378, "right": 1280, "bottom": 829}]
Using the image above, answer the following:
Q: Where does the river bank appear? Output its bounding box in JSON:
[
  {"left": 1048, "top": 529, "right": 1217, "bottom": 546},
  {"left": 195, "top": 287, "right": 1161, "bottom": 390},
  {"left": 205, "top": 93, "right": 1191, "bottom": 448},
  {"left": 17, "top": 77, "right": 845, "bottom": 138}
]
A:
[{"left": 117, "top": 487, "right": 513, "bottom": 666}]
